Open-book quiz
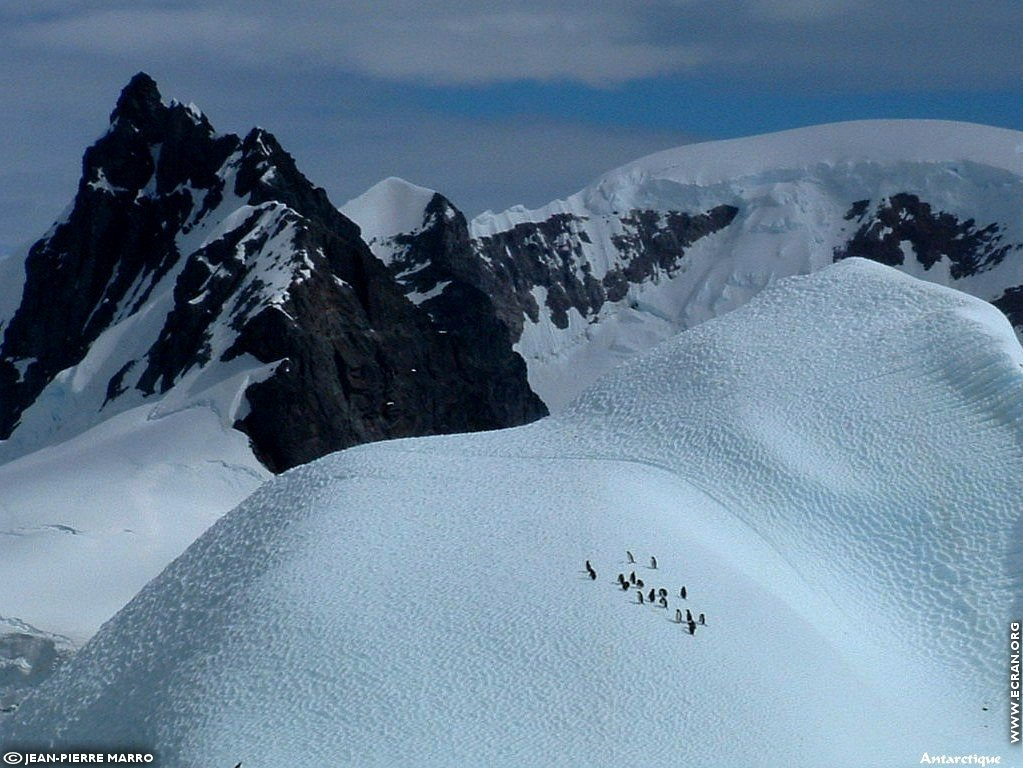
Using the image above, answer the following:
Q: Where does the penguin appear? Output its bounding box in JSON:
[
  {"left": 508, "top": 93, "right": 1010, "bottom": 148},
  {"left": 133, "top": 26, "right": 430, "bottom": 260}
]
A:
[
  {"left": 587, "top": 565, "right": 597, "bottom": 580},
  {"left": 621, "top": 581, "right": 630, "bottom": 591},
  {"left": 658, "top": 596, "right": 668, "bottom": 609},
  {"left": 617, "top": 573, "right": 626, "bottom": 585},
  {"left": 680, "top": 586, "right": 687, "bottom": 599},
  {"left": 627, "top": 550, "right": 635, "bottom": 564},
  {"left": 585, "top": 559, "right": 593, "bottom": 571},
  {"left": 635, "top": 578, "right": 645, "bottom": 589},
  {"left": 629, "top": 571, "right": 636, "bottom": 584},
  {"left": 686, "top": 609, "right": 693, "bottom": 622},
  {"left": 658, "top": 588, "right": 667, "bottom": 598},
  {"left": 648, "top": 588, "right": 656, "bottom": 603},
  {"left": 687, "top": 620, "right": 696, "bottom": 636},
  {"left": 675, "top": 608, "right": 683, "bottom": 623},
  {"left": 638, "top": 590, "right": 645, "bottom": 604},
  {"left": 650, "top": 556, "right": 658, "bottom": 569},
  {"left": 698, "top": 613, "right": 705, "bottom": 625}
]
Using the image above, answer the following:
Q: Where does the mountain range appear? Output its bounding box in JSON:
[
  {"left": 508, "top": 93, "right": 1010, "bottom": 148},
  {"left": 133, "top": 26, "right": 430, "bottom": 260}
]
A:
[
  {"left": 4, "top": 75, "right": 1023, "bottom": 469},
  {"left": 2, "top": 74, "right": 1023, "bottom": 740}
]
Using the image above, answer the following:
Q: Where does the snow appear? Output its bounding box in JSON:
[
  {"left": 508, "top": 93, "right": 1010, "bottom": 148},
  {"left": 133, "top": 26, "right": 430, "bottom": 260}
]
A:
[
  {"left": 6, "top": 259, "right": 1019, "bottom": 766},
  {"left": 406, "top": 279, "right": 450, "bottom": 305},
  {"left": 85, "top": 169, "right": 129, "bottom": 196},
  {"left": 472, "top": 120, "right": 1023, "bottom": 411},
  {"left": 0, "top": 401, "right": 268, "bottom": 646},
  {"left": 340, "top": 176, "right": 438, "bottom": 262}
]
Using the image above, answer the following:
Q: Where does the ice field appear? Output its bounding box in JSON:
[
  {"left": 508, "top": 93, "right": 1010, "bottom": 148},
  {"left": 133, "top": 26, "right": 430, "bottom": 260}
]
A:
[{"left": 4, "top": 259, "right": 1022, "bottom": 765}]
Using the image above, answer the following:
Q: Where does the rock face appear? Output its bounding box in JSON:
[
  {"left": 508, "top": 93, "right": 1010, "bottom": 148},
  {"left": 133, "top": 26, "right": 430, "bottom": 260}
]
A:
[
  {"left": 0, "top": 619, "right": 74, "bottom": 715},
  {"left": 344, "top": 122, "right": 1023, "bottom": 410},
  {"left": 344, "top": 179, "right": 744, "bottom": 410},
  {"left": 834, "top": 193, "right": 1017, "bottom": 278},
  {"left": 0, "top": 74, "right": 545, "bottom": 472}
]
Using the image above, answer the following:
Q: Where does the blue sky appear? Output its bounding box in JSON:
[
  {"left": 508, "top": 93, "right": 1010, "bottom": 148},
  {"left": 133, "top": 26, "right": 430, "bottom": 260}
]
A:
[{"left": 2, "top": 1, "right": 1022, "bottom": 255}]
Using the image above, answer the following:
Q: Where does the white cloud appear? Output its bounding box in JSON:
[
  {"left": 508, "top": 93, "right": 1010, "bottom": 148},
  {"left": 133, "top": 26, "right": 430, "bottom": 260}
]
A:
[
  {"left": 0, "top": 0, "right": 1020, "bottom": 254},
  {"left": 6, "top": 1, "right": 1023, "bottom": 89},
  {"left": 19, "top": 8, "right": 263, "bottom": 59}
]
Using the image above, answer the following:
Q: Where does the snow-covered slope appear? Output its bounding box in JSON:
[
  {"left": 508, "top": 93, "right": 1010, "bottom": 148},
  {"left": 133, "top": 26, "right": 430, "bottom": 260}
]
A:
[
  {"left": 7, "top": 259, "right": 1019, "bottom": 766},
  {"left": 0, "top": 403, "right": 267, "bottom": 645},
  {"left": 0, "top": 393, "right": 268, "bottom": 713},
  {"left": 0, "top": 73, "right": 542, "bottom": 705},
  {"left": 341, "top": 176, "right": 441, "bottom": 261},
  {"left": 343, "top": 120, "right": 1023, "bottom": 411},
  {"left": 0, "top": 73, "right": 544, "bottom": 703}
]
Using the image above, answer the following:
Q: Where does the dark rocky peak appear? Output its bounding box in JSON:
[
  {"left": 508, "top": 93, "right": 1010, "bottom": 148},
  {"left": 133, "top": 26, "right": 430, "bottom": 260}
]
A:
[
  {"left": 1, "top": 76, "right": 547, "bottom": 469},
  {"left": 423, "top": 191, "right": 464, "bottom": 229},
  {"left": 234, "top": 128, "right": 360, "bottom": 242},
  {"left": 86, "top": 72, "right": 236, "bottom": 199},
  {"left": 388, "top": 191, "right": 470, "bottom": 272},
  {"left": 109, "top": 72, "right": 164, "bottom": 137},
  {"left": 110, "top": 71, "right": 215, "bottom": 140},
  {"left": 0, "top": 74, "right": 241, "bottom": 437}
]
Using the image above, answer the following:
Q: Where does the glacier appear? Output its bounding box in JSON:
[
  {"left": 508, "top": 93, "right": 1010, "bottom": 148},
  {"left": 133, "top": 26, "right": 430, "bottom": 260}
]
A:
[{"left": 5, "top": 258, "right": 1020, "bottom": 766}]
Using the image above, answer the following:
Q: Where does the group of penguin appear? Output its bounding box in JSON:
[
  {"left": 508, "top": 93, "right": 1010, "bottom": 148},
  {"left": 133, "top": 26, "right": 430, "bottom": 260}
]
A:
[{"left": 585, "top": 550, "right": 706, "bottom": 636}]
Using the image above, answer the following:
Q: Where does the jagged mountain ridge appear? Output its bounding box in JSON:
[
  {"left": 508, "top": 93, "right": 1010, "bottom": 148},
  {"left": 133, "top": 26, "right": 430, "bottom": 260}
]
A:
[
  {"left": 343, "top": 121, "right": 1023, "bottom": 409},
  {"left": 5, "top": 82, "right": 1023, "bottom": 464},
  {"left": 0, "top": 74, "right": 545, "bottom": 471}
]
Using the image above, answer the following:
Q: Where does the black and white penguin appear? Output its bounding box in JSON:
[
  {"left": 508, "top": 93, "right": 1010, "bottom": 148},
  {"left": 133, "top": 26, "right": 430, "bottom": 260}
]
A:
[
  {"left": 650, "top": 556, "right": 658, "bottom": 569},
  {"left": 627, "top": 550, "right": 636, "bottom": 564}
]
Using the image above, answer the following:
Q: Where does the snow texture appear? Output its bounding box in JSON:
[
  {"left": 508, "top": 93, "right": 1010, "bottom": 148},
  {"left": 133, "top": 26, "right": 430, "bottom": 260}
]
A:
[{"left": 5, "top": 259, "right": 1020, "bottom": 766}]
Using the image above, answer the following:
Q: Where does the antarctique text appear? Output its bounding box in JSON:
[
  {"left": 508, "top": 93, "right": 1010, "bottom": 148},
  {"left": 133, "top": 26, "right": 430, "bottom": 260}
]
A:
[{"left": 920, "top": 755, "right": 1000, "bottom": 766}]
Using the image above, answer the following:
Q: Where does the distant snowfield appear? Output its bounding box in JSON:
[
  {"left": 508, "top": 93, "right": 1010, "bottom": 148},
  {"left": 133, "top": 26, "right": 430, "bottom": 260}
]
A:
[
  {"left": 7, "top": 259, "right": 1020, "bottom": 766},
  {"left": 0, "top": 402, "right": 268, "bottom": 645}
]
